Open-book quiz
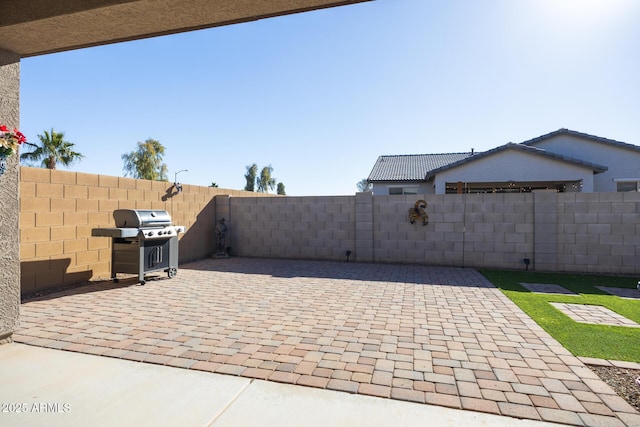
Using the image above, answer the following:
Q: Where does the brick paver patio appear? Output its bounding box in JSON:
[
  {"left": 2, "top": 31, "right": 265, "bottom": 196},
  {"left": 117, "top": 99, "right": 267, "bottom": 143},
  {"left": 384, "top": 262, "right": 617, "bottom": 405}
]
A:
[{"left": 15, "top": 258, "right": 640, "bottom": 426}]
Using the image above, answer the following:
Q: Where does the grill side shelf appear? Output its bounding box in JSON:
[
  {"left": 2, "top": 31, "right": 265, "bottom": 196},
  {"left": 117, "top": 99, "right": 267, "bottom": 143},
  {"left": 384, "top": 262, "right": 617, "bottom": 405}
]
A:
[{"left": 91, "top": 228, "right": 140, "bottom": 238}]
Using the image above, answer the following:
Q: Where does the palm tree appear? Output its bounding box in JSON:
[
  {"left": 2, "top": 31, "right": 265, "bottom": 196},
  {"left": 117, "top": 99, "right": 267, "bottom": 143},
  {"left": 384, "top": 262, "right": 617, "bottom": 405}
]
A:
[{"left": 20, "top": 128, "right": 84, "bottom": 169}]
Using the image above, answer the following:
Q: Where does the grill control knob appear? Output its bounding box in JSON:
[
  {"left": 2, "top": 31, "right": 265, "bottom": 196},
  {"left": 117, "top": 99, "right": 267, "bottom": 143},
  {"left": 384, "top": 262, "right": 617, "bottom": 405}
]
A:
[{"left": 148, "top": 231, "right": 154, "bottom": 236}]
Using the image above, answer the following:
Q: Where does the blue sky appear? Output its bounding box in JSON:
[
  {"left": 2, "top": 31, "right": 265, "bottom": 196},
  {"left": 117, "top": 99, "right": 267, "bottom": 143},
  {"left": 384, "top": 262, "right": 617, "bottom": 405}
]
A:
[{"left": 20, "top": 0, "right": 640, "bottom": 196}]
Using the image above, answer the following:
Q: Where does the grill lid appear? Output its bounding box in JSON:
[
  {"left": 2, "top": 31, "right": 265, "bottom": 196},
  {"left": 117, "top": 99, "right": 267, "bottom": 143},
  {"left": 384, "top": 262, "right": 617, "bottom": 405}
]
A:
[{"left": 113, "top": 209, "right": 172, "bottom": 228}]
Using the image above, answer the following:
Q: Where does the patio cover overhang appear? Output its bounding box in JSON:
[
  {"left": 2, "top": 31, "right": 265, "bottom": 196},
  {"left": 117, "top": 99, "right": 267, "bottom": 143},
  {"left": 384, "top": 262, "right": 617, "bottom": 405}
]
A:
[{"left": 0, "top": 0, "right": 372, "bottom": 57}]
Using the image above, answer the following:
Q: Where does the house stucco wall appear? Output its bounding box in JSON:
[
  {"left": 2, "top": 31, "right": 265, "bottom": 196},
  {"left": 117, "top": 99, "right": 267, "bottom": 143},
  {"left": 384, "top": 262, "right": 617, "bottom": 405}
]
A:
[
  {"left": 371, "top": 182, "right": 433, "bottom": 196},
  {"left": 0, "top": 48, "right": 20, "bottom": 341},
  {"left": 433, "top": 150, "right": 595, "bottom": 194},
  {"left": 528, "top": 134, "right": 640, "bottom": 192}
]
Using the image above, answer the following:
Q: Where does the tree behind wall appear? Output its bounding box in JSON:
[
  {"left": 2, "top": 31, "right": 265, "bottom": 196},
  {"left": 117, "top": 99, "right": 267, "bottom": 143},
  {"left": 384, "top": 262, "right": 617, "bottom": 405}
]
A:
[
  {"left": 121, "top": 138, "right": 168, "bottom": 181},
  {"left": 257, "top": 165, "right": 276, "bottom": 193},
  {"left": 244, "top": 163, "right": 257, "bottom": 191},
  {"left": 357, "top": 178, "right": 372, "bottom": 192},
  {"left": 20, "top": 128, "right": 84, "bottom": 169}
]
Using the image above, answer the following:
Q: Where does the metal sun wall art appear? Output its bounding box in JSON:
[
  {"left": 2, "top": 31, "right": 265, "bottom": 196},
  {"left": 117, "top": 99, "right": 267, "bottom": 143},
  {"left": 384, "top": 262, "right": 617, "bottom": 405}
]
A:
[{"left": 408, "top": 199, "right": 429, "bottom": 226}]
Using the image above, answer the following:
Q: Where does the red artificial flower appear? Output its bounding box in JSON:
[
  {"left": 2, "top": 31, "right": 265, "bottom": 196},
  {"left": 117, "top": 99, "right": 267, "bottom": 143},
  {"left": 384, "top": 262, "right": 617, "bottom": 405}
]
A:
[
  {"left": 14, "top": 129, "right": 26, "bottom": 144},
  {"left": 0, "top": 125, "right": 7, "bottom": 132}
]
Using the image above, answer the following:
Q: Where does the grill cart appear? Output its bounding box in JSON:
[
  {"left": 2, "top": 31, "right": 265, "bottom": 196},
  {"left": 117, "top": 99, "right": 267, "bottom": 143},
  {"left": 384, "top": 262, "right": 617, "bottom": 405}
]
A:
[{"left": 92, "top": 209, "right": 185, "bottom": 285}]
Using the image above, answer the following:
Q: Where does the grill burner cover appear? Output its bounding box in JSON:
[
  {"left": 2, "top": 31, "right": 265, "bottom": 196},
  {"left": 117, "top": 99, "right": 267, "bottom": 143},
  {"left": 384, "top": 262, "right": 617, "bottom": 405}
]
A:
[{"left": 114, "top": 209, "right": 172, "bottom": 228}]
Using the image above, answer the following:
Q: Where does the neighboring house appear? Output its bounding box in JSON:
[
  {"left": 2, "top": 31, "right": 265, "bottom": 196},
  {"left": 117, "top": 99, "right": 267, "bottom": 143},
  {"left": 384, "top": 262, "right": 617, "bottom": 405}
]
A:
[{"left": 367, "top": 129, "right": 640, "bottom": 195}]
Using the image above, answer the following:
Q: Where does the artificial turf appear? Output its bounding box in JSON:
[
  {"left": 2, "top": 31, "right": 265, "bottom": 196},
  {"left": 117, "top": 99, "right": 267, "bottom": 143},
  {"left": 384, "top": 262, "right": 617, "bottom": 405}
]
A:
[{"left": 480, "top": 270, "right": 640, "bottom": 363}]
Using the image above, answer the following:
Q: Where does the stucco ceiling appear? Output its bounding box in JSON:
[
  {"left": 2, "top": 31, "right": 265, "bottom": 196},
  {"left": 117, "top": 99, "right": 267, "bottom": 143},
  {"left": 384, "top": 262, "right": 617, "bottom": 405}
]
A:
[{"left": 0, "top": 0, "right": 371, "bottom": 57}]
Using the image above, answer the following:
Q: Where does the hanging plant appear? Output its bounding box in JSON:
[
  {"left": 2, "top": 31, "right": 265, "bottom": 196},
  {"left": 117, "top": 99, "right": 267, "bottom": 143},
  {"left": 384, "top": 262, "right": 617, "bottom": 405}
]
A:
[{"left": 0, "top": 124, "right": 27, "bottom": 175}]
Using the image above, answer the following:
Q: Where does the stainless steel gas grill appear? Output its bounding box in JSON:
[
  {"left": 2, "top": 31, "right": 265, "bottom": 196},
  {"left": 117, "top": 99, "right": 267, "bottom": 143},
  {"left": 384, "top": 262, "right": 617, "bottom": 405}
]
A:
[{"left": 92, "top": 209, "right": 185, "bottom": 285}]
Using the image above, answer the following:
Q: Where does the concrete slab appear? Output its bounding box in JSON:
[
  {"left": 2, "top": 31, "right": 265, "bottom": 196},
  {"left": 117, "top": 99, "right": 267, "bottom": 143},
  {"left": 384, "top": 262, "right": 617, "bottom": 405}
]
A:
[
  {"left": 0, "top": 343, "right": 559, "bottom": 427},
  {"left": 520, "top": 283, "right": 578, "bottom": 295},
  {"left": 595, "top": 286, "right": 640, "bottom": 300},
  {"left": 212, "top": 378, "right": 559, "bottom": 427},
  {"left": 0, "top": 344, "right": 250, "bottom": 427}
]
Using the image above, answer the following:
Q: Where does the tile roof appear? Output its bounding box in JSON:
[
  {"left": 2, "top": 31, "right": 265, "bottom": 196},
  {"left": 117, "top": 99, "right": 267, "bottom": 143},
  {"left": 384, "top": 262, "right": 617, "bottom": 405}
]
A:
[
  {"left": 367, "top": 129, "right": 629, "bottom": 183},
  {"left": 367, "top": 153, "right": 473, "bottom": 182},
  {"left": 521, "top": 128, "right": 640, "bottom": 153},
  {"left": 367, "top": 141, "right": 609, "bottom": 183}
]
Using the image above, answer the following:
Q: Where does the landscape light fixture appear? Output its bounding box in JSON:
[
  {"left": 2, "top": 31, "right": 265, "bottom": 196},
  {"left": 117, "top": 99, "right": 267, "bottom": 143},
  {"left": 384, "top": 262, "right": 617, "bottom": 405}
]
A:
[
  {"left": 523, "top": 258, "right": 531, "bottom": 271},
  {"left": 345, "top": 249, "right": 352, "bottom": 262},
  {"left": 174, "top": 169, "right": 188, "bottom": 193}
]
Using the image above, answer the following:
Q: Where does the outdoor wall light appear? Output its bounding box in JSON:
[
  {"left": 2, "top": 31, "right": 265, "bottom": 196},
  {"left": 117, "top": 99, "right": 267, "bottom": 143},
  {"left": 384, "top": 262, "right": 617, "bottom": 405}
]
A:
[{"left": 174, "top": 169, "right": 188, "bottom": 193}]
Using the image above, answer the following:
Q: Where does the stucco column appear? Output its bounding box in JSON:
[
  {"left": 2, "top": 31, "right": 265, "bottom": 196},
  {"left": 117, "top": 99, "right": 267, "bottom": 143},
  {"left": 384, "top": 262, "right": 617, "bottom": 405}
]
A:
[{"left": 0, "top": 48, "right": 20, "bottom": 343}]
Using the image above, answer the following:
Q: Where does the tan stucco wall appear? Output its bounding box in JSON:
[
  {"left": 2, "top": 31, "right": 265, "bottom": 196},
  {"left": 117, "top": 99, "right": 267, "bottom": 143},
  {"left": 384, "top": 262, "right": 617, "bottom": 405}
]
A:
[{"left": 0, "top": 48, "right": 20, "bottom": 341}]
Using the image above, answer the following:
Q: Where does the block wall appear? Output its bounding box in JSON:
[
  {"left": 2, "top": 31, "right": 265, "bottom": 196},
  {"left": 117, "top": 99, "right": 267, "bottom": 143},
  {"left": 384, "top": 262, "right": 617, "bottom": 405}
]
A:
[
  {"left": 555, "top": 192, "right": 640, "bottom": 275},
  {"left": 368, "top": 193, "right": 534, "bottom": 269},
  {"left": 462, "top": 193, "right": 534, "bottom": 269},
  {"left": 229, "top": 195, "right": 356, "bottom": 261},
  {"left": 227, "top": 192, "right": 640, "bottom": 275},
  {"left": 19, "top": 167, "right": 640, "bottom": 297},
  {"left": 19, "top": 167, "right": 271, "bottom": 294}
]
